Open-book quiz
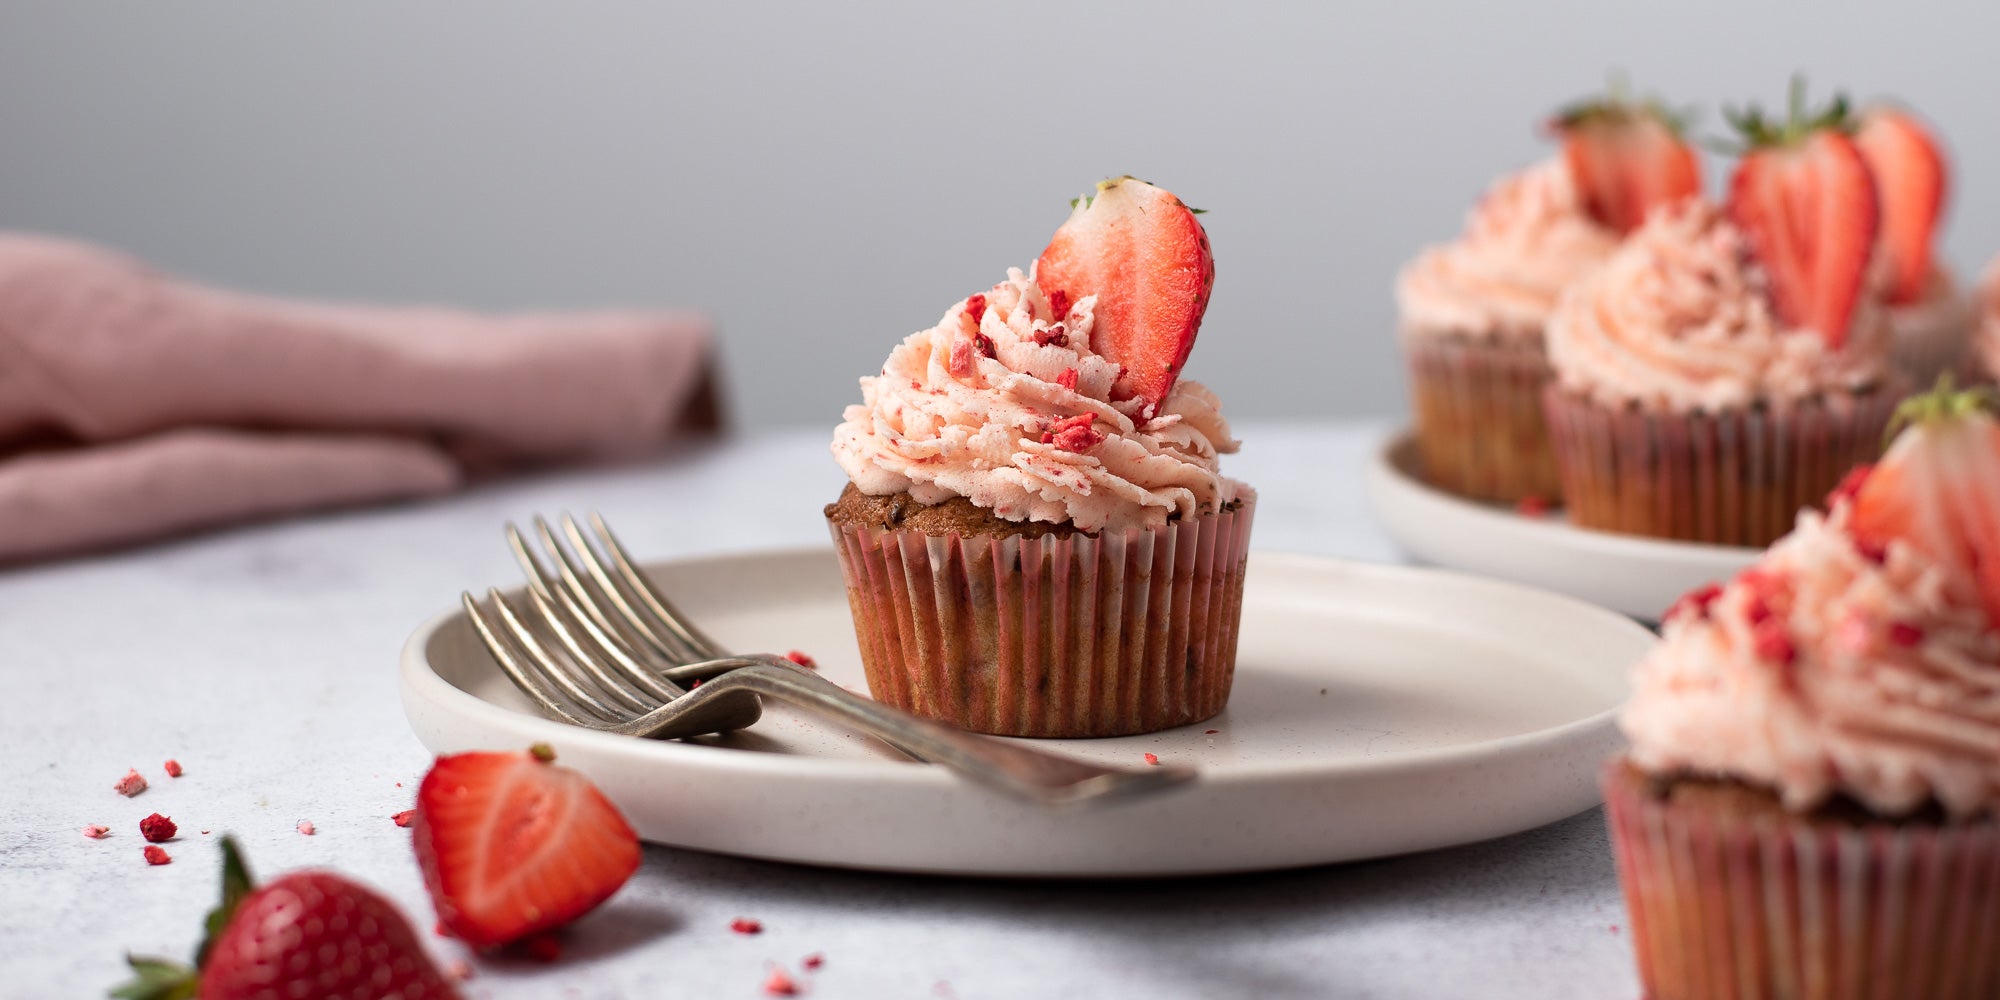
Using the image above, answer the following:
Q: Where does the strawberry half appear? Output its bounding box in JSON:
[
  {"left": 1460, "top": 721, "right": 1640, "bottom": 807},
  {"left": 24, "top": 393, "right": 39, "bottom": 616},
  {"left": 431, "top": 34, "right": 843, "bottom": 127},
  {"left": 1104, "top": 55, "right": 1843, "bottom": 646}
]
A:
[
  {"left": 1724, "top": 83, "right": 1879, "bottom": 349},
  {"left": 1035, "top": 176, "right": 1214, "bottom": 410},
  {"left": 1846, "top": 384, "right": 2000, "bottom": 627},
  {"left": 413, "top": 743, "right": 640, "bottom": 950},
  {"left": 113, "top": 837, "right": 460, "bottom": 1000},
  {"left": 1855, "top": 107, "right": 1948, "bottom": 305},
  {"left": 1548, "top": 92, "right": 1702, "bottom": 234}
]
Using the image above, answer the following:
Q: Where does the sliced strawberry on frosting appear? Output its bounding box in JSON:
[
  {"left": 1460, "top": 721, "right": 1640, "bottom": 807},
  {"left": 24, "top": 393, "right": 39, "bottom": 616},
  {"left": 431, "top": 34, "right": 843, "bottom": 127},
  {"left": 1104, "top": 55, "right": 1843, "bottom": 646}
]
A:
[
  {"left": 1855, "top": 106, "right": 1948, "bottom": 305},
  {"left": 1547, "top": 91, "right": 1702, "bottom": 234},
  {"left": 1846, "top": 384, "right": 2000, "bottom": 626},
  {"left": 1035, "top": 176, "right": 1214, "bottom": 410},
  {"left": 1724, "top": 83, "right": 1879, "bottom": 349}
]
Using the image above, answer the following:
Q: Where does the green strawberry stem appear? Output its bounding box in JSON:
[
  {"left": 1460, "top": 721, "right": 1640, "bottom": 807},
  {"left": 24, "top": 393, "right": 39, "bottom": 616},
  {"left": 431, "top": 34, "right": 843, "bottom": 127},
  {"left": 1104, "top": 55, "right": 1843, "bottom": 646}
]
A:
[
  {"left": 111, "top": 837, "right": 257, "bottom": 999},
  {"left": 1720, "top": 75, "right": 1853, "bottom": 151}
]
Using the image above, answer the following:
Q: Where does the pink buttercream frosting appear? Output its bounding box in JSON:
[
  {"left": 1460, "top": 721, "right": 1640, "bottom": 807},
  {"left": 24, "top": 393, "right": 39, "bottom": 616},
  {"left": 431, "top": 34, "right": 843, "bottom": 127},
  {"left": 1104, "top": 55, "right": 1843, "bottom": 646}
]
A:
[
  {"left": 1622, "top": 504, "right": 2000, "bottom": 818},
  {"left": 1547, "top": 200, "right": 1892, "bottom": 412},
  {"left": 1396, "top": 159, "right": 1620, "bottom": 340},
  {"left": 831, "top": 267, "right": 1245, "bottom": 533}
]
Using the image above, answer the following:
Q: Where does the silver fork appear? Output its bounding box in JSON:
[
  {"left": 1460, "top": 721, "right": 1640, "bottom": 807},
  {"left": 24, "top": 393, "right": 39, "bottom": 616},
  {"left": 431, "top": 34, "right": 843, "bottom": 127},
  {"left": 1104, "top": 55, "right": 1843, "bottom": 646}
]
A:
[{"left": 459, "top": 513, "right": 1197, "bottom": 806}]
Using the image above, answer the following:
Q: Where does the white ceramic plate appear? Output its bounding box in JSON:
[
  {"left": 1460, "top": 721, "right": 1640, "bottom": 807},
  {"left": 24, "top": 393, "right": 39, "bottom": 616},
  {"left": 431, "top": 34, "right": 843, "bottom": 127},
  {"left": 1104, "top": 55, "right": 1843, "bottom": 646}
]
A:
[
  {"left": 1365, "top": 429, "right": 1758, "bottom": 621},
  {"left": 400, "top": 548, "right": 1649, "bottom": 877}
]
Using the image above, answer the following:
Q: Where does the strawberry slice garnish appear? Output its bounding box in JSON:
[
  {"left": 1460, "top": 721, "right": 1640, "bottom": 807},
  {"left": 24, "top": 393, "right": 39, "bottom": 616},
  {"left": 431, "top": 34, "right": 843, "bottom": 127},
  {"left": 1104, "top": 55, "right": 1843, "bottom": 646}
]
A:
[
  {"left": 1035, "top": 176, "right": 1214, "bottom": 411},
  {"left": 1855, "top": 106, "right": 1948, "bottom": 305},
  {"left": 1547, "top": 90, "right": 1702, "bottom": 234},
  {"left": 113, "top": 837, "right": 460, "bottom": 1000},
  {"left": 1724, "top": 82, "right": 1879, "bottom": 349},
  {"left": 414, "top": 743, "right": 640, "bottom": 950},
  {"left": 1846, "top": 383, "right": 2000, "bottom": 626}
]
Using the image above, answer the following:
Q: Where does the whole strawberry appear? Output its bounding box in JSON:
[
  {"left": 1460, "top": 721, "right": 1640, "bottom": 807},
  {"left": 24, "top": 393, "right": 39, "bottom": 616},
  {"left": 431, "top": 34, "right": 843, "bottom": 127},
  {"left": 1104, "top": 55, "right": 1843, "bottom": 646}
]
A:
[
  {"left": 413, "top": 743, "right": 640, "bottom": 950},
  {"left": 112, "top": 837, "right": 459, "bottom": 1000}
]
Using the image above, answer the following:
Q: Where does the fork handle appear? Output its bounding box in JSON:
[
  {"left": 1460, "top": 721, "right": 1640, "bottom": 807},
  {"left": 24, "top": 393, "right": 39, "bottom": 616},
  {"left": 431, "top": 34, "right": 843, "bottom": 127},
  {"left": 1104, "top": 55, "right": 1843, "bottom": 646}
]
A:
[{"left": 702, "top": 656, "right": 1195, "bottom": 806}]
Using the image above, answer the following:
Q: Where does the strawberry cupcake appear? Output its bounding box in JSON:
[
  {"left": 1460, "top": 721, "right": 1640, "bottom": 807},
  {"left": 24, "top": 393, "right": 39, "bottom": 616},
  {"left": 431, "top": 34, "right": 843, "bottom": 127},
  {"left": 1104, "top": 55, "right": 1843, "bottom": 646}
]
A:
[
  {"left": 827, "top": 177, "right": 1254, "bottom": 738},
  {"left": 1605, "top": 385, "right": 2000, "bottom": 999},
  {"left": 1856, "top": 105, "right": 1973, "bottom": 386},
  {"left": 1397, "top": 90, "right": 1700, "bottom": 504},
  {"left": 1544, "top": 89, "right": 1903, "bottom": 548}
]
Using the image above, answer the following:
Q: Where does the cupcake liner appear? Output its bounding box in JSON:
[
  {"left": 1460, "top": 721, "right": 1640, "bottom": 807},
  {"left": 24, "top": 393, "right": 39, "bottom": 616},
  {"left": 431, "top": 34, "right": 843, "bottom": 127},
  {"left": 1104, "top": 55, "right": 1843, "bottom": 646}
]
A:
[
  {"left": 1603, "top": 762, "right": 2000, "bottom": 1000},
  {"left": 1543, "top": 384, "right": 1904, "bottom": 550},
  {"left": 1404, "top": 331, "right": 1561, "bottom": 504},
  {"left": 827, "top": 501, "right": 1254, "bottom": 738},
  {"left": 1889, "top": 292, "right": 1977, "bottom": 389}
]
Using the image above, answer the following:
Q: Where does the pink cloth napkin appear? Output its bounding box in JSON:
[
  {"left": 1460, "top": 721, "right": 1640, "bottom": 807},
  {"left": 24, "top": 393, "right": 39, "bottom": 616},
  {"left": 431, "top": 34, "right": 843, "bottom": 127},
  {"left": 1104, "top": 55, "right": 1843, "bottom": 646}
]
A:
[{"left": 0, "top": 234, "right": 719, "bottom": 562}]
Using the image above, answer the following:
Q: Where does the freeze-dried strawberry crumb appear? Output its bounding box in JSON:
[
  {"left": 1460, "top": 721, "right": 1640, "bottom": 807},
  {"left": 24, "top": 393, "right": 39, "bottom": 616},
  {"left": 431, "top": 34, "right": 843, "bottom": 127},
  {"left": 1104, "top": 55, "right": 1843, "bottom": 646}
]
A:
[
  {"left": 731, "top": 917, "right": 764, "bottom": 935},
  {"left": 1753, "top": 622, "right": 1796, "bottom": 668},
  {"left": 764, "top": 967, "right": 800, "bottom": 997},
  {"left": 296, "top": 819, "right": 316, "bottom": 836},
  {"left": 114, "top": 769, "right": 147, "bottom": 797},
  {"left": 1204, "top": 730, "right": 1219, "bottom": 735},
  {"left": 785, "top": 650, "right": 818, "bottom": 669},
  {"left": 803, "top": 953, "right": 825, "bottom": 971},
  {"left": 82, "top": 824, "right": 110, "bottom": 839},
  {"left": 448, "top": 959, "right": 474, "bottom": 982},
  {"left": 393, "top": 809, "right": 417, "bottom": 828},
  {"left": 139, "top": 813, "right": 177, "bottom": 843},
  {"left": 1662, "top": 583, "right": 1723, "bottom": 625},
  {"left": 1056, "top": 368, "right": 1078, "bottom": 392},
  {"left": 1855, "top": 537, "right": 1889, "bottom": 564},
  {"left": 1888, "top": 621, "right": 1925, "bottom": 647},
  {"left": 143, "top": 846, "right": 172, "bottom": 866},
  {"left": 1043, "top": 413, "right": 1102, "bottom": 452},
  {"left": 948, "top": 336, "right": 977, "bottom": 378},
  {"left": 162, "top": 759, "right": 183, "bottom": 778},
  {"left": 973, "top": 332, "right": 997, "bottom": 359},
  {"left": 964, "top": 294, "right": 987, "bottom": 325},
  {"left": 1143, "top": 753, "right": 1160, "bottom": 766},
  {"left": 1514, "top": 495, "right": 1551, "bottom": 517},
  {"left": 1049, "top": 289, "right": 1071, "bottom": 320},
  {"left": 1033, "top": 324, "right": 1069, "bottom": 348}
]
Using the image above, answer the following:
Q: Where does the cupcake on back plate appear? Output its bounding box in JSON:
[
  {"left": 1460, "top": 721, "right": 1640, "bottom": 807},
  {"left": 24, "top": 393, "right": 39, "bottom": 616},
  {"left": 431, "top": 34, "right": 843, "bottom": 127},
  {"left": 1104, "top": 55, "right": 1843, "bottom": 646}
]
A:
[
  {"left": 1855, "top": 104, "right": 1972, "bottom": 386},
  {"left": 828, "top": 177, "right": 1253, "bottom": 739},
  {"left": 1972, "top": 256, "right": 2000, "bottom": 384},
  {"left": 1544, "top": 86, "right": 1903, "bottom": 548},
  {"left": 1605, "top": 384, "right": 2000, "bottom": 999},
  {"left": 1397, "top": 87, "right": 1700, "bottom": 504}
]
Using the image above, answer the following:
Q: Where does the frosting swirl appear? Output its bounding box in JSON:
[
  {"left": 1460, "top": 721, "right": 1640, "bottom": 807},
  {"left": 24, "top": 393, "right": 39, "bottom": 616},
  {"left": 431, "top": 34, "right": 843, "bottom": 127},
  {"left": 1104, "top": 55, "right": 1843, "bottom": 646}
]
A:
[
  {"left": 831, "top": 268, "right": 1244, "bottom": 533},
  {"left": 1546, "top": 200, "right": 1892, "bottom": 412},
  {"left": 1622, "top": 505, "right": 2000, "bottom": 818},
  {"left": 1396, "top": 159, "right": 1620, "bottom": 340}
]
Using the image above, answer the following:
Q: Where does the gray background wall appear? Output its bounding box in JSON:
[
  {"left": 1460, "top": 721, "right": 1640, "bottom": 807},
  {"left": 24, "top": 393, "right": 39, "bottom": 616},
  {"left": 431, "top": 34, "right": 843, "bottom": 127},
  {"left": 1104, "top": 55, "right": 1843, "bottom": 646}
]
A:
[{"left": 2, "top": 2, "right": 1991, "bottom": 431}]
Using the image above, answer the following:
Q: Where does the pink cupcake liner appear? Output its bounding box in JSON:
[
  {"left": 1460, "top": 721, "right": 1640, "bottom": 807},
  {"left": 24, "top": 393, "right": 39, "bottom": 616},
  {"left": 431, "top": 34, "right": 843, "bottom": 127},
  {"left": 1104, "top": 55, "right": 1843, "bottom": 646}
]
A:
[
  {"left": 827, "top": 501, "right": 1255, "bottom": 738},
  {"left": 1604, "top": 762, "right": 2000, "bottom": 1000},
  {"left": 1543, "top": 384, "right": 1904, "bottom": 550},
  {"left": 1404, "top": 331, "right": 1562, "bottom": 505}
]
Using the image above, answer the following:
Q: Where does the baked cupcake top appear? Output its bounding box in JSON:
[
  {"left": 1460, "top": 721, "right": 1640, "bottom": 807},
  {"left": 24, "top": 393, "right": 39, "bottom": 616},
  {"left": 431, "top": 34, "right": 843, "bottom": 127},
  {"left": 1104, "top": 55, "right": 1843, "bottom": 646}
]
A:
[
  {"left": 831, "top": 178, "right": 1245, "bottom": 534},
  {"left": 1622, "top": 388, "right": 2000, "bottom": 818},
  {"left": 1546, "top": 200, "right": 1891, "bottom": 412},
  {"left": 1395, "top": 160, "right": 1621, "bottom": 340}
]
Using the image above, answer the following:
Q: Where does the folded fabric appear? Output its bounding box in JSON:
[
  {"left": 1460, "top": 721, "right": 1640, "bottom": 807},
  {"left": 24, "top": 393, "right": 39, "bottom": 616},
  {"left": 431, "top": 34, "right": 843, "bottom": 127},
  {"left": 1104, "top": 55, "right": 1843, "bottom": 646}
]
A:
[{"left": 0, "top": 233, "right": 718, "bottom": 563}]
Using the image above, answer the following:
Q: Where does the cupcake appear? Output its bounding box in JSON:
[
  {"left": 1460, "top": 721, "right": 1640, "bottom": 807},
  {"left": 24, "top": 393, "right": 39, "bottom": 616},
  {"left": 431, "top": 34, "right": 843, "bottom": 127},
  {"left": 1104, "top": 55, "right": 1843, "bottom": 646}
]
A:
[
  {"left": 1604, "top": 385, "right": 2000, "bottom": 998},
  {"left": 1544, "top": 88, "right": 1904, "bottom": 548},
  {"left": 1855, "top": 105, "right": 1973, "bottom": 386},
  {"left": 1396, "top": 89, "right": 1700, "bottom": 504},
  {"left": 827, "top": 177, "right": 1253, "bottom": 738},
  {"left": 1971, "top": 256, "right": 2000, "bottom": 384}
]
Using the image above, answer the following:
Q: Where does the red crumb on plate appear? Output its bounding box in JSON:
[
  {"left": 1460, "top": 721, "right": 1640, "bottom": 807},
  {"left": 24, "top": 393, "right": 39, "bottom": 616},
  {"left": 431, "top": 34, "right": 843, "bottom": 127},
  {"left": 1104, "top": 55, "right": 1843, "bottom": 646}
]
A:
[
  {"left": 785, "top": 650, "right": 818, "bottom": 669},
  {"left": 1514, "top": 495, "right": 1552, "bottom": 517},
  {"left": 296, "top": 819, "right": 316, "bottom": 836},
  {"left": 1143, "top": 753, "right": 1160, "bottom": 766},
  {"left": 803, "top": 953, "right": 825, "bottom": 971},
  {"left": 139, "top": 813, "right": 177, "bottom": 843},
  {"left": 162, "top": 759, "right": 184, "bottom": 778},
  {"left": 82, "top": 824, "right": 110, "bottom": 839},
  {"left": 448, "top": 959, "right": 474, "bottom": 982},
  {"left": 763, "top": 967, "right": 800, "bottom": 997},
  {"left": 143, "top": 845, "right": 172, "bottom": 866},
  {"left": 731, "top": 917, "right": 764, "bottom": 935},
  {"left": 114, "top": 769, "right": 148, "bottom": 797},
  {"left": 393, "top": 809, "right": 417, "bottom": 828},
  {"left": 1204, "top": 729, "right": 1219, "bottom": 735}
]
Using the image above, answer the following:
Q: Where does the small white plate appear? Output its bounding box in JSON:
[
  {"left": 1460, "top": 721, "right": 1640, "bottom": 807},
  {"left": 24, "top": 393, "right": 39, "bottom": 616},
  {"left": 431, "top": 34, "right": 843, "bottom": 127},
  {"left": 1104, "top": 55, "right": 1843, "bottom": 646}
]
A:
[
  {"left": 400, "top": 548, "right": 1649, "bottom": 877},
  {"left": 1365, "top": 430, "right": 1757, "bottom": 621}
]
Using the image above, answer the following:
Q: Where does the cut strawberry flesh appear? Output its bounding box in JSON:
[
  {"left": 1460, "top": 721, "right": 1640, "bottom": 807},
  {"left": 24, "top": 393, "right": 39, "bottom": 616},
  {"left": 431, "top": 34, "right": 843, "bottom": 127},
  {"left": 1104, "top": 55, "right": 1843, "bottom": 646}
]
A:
[
  {"left": 1561, "top": 115, "right": 1702, "bottom": 234},
  {"left": 1848, "top": 403, "right": 2000, "bottom": 627},
  {"left": 1035, "top": 177, "right": 1213, "bottom": 408},
  {"left": 1855, "top": 109, "right": 1947, "bottom": 306},
  {"left": 1728, "top": 130, "right": 1879, "bottom": 349}
]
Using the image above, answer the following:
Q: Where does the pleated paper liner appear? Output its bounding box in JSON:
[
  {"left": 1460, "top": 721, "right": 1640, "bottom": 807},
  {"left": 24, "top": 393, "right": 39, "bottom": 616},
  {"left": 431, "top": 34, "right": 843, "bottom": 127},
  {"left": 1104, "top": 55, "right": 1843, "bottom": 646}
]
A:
[
  {"left": 1603, "top": 761, "right": 2000, "bottom": 1000},
  {"left": 1405, "top": 330, "right": 1563, "bottom": 505},
  {"left": 828, "top": 500, "right": 1255, "bottom": 738},
  {"left": 1543, "top": 383, "right": 1904, "bottom": 550}
]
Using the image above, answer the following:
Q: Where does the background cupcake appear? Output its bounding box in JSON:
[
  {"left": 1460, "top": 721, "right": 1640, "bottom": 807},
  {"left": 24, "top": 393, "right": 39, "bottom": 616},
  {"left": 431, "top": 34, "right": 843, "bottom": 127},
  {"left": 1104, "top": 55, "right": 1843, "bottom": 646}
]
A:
[
  {"left": 1604, "top": 387, "right": 2000, "bottom": 998},
  {"left": 1972, "top": 255, "right": 2000, "bottom": 384},
  {"left": 1544, "top": 87, "right": 1903, "bottom": 548},
  {"left": 828, "top": 177, "right": 1254, "bottom": 739},
  {"left": 1396, "top": 89, "right": 1700, "bottom": 504},
  {"left": 1855, "top": 104, "right": 1973, "bottom": 385}
]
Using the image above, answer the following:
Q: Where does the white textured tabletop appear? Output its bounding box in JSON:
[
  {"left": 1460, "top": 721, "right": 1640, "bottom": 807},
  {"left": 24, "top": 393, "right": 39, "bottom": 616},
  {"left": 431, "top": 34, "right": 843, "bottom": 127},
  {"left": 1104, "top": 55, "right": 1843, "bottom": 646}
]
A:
[{"left": 2, "top": 421, "right": 1638, "bottom": 999}]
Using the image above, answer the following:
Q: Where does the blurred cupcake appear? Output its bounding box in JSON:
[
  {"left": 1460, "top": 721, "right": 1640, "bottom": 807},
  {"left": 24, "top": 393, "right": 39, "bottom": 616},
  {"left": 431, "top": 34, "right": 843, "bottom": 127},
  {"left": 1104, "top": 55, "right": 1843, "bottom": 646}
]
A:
[
  {"left": 1397, "top": 88, "right": 1699, "bottom": 505},
  {"left": 1855, "top": 104, "right": 1972, "bottom": 385},
  {"left": 1545, "top": 88, "right": 1903, "bottom": 548},
  {"left": 1606, "top": 384, "right": 2000, "bottom": 998},
  {"left": 827, "top": 177, "right": 1253, "bottom": 738},
  {"left": 1971, "top": 256, "right": 2000, "bottom": 384}
]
